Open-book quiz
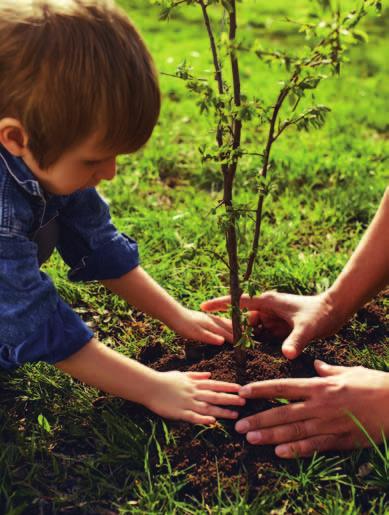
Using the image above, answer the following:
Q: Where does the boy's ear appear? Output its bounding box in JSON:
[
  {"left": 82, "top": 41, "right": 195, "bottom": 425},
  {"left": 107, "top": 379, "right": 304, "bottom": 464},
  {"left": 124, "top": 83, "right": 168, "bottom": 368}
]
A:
[{"left": 0, "top": 118, "right": 29, "bottom": 157}]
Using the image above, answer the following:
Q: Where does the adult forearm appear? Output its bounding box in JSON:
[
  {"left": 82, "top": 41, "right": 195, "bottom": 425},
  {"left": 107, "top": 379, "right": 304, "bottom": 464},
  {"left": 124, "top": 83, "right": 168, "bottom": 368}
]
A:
[
  {"left": 327, "top": 187, "right": 389, "bottom": 319},
  {"left": 101, "top": 266, "right": 184, "bottom": 327},
  {"left": 55, "top": 338, "right": 158, "bottom": 405}
]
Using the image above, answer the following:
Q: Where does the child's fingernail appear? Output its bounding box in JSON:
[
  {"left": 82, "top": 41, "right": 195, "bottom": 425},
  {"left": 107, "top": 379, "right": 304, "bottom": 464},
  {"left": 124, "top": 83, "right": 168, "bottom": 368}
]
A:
[{"left": 235, "top": 420, "right": 249, "bottom": 433}]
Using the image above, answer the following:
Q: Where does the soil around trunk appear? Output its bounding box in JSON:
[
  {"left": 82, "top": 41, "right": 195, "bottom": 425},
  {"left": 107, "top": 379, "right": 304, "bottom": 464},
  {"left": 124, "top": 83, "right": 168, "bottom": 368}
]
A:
[{"left": 127, "top": 292, "right": 388, "bottom": 504}]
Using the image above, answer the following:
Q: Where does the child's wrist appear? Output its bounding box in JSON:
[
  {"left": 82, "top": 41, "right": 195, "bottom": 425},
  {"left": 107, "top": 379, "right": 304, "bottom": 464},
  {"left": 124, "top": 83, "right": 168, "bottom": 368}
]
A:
[
  {"left": 160, "top": 303, "right": 188, "bottom": 331},
  {"left": 132, "top": 367, "right": 162, "bottom": 408}
]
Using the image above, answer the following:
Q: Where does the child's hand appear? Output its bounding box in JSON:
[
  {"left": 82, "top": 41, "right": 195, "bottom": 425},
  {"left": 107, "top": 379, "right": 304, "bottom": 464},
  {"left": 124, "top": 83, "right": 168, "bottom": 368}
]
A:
[
  {"left": 145, "top": 371, "right": 245, "bottom": 424},
  {"left": 170, "top": 307, "right": 233, "bottom": 345}
]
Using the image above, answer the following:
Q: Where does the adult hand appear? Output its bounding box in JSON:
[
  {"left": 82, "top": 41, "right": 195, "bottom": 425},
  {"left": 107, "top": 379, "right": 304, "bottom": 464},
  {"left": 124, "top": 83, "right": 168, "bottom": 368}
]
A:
[
  {"left": 146, "top": 370, "right": 245, "bottom": 424},
  {"left": 234, "top": 360, "right": 389, "bottom": 458},
  {"left": 171, "top": 307, "right": 233, "bottom": 345},
  {"left": 201, "top": 291, "right": 346, "bottom": 359}
]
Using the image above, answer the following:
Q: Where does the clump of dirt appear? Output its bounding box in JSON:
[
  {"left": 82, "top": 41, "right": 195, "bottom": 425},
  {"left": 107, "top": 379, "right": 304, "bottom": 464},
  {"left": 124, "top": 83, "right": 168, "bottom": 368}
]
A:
[
  {"left": 135, "top": 339, "right": 316, "bottom": 499},
  {"left": 130, "top": 292, "right": 388, "bottom": 502}
]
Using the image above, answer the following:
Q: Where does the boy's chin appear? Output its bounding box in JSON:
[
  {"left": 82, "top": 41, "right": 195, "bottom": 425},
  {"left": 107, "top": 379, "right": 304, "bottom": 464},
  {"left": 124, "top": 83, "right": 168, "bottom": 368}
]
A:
[{"left": 82, "top": 180, "right": 100, "bottom": 190}]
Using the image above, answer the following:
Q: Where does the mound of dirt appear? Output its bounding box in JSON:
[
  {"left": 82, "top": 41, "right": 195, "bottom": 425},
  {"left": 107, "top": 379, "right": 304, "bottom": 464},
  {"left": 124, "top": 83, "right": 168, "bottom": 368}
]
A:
[{"left": 126, "top": 292, "right": 388, "bottom": 503}]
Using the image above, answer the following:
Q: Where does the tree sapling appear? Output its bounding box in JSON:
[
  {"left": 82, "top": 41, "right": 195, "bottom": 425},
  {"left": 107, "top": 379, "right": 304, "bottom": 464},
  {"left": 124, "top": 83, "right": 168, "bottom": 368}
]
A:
[{"left": 153, "top": 0, "right": 381, "bottom": 371}]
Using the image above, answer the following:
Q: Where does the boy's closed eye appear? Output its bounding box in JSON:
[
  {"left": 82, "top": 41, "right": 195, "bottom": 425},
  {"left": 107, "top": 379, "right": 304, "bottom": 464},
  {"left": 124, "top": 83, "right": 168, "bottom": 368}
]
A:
[{"left": 83, "top": 159, "right": 104, "bottom": 166}]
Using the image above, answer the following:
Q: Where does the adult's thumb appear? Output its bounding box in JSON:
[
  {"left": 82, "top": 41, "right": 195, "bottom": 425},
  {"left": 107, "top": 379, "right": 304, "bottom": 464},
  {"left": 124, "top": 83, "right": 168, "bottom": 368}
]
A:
[
  {"left": 200, "top": 296, "right": 231, "bottom": 312},
  {"left": 281, "top": 328, "right": 308, "bottom": 360}
]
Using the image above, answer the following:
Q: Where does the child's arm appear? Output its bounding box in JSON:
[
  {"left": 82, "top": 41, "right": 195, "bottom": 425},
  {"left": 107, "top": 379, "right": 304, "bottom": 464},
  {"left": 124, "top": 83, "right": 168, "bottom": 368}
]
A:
[
  {"left": 55, "top": 337, "right": 244, "bottom": 423},
  {"left": 54, "top": 189, "right": 232, "bottom": 344},
  {"left": 101, "top": 266, "right": 233, "bottom": 345}
]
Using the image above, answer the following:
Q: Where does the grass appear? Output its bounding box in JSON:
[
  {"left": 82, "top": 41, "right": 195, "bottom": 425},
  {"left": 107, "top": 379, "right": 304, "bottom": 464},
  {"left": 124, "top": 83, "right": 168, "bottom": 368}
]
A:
[{"left": 1, "top": 0, "right": 389, "bottom": 513}]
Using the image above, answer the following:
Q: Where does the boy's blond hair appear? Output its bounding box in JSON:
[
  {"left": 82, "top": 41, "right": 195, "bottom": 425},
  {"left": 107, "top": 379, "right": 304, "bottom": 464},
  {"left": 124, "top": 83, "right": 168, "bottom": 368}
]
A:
[{"left": 0, "top": 0, "right": 161, "bottom": 167}]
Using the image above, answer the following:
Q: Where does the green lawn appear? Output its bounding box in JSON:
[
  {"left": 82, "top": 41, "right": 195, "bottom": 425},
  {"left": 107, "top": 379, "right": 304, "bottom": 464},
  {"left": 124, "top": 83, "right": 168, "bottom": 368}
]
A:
[{"left": 1, "top": 1, "right": 388, "bottom": 513}]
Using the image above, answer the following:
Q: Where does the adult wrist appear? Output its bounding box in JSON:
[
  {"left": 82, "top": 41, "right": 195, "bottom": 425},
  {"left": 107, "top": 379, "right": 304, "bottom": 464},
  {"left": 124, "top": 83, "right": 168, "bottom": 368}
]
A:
[{"left": 322, "top": 287, "right": 353, "bottom": 328}]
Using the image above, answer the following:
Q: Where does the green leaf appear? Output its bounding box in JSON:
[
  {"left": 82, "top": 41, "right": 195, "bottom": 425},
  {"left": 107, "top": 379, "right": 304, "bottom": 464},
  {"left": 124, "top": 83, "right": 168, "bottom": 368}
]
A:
[
  {"left": 37, "top": 414, "right": 51, "bottom": 433},
  {"left": 352, "top": 29, "right": 369, "bottom": 43},
  {"left": 247, "top": 281, "right": 257, "bottom": 297},
  {"left": 288, "top": 91, "right": 298, "bottom": 107}
]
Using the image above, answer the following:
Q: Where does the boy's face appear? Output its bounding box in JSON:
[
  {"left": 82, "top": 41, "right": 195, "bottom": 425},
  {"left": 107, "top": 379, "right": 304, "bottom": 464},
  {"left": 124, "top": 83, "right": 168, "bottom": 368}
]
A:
[{"left": 23, "top": 132, "right": 118, "bottom": 196}]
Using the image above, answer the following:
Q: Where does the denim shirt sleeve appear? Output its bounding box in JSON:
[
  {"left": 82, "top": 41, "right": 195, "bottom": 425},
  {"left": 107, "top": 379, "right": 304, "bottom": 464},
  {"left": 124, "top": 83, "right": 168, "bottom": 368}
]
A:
[
  {"left": 0, "top": 234, "right": 93, "bottom": 369},
  {"left": 57, "top": 188, "right": 140, "bottom": 282}
]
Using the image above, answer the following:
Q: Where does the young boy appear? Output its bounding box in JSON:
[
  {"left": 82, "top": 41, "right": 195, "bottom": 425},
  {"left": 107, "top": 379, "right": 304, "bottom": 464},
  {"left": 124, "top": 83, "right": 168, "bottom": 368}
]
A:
[{"left": 0, "top": 0, "right": 245, "bottom": 424}]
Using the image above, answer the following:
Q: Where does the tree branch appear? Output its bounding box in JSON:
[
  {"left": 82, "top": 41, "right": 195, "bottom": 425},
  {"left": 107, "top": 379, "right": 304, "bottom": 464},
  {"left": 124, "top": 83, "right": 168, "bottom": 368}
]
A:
[
  {"left": 244, "top": 71, "right": 298, "bottom": 282},
  {"left": 198, "top": 0, "right": 227, "bottom": 174}
]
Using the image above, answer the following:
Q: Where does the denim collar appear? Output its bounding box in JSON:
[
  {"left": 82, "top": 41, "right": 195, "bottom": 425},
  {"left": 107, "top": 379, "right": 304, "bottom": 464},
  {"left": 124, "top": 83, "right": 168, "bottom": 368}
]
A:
[{"left": 0, "top": 144, "right": 44, "bottom": 198}]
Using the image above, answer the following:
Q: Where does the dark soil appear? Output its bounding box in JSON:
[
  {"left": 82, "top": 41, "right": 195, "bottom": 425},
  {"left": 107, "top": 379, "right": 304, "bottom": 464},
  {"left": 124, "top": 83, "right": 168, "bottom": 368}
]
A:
[{"left": 129, "top": 291, "right": 388, "bottom": 505}]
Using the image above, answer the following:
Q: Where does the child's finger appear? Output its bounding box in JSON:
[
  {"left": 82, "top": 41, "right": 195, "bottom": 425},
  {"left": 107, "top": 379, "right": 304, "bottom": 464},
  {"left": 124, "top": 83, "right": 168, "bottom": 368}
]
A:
[
  {"left": 182, "top": 411, "right": 216, "bottom": 425},
  {"left": 203, "top": 319, "right": 233, "bottom": 343},
  {"left": 196, "top": 403, "right": 239, "bottom": 419},
  {"left": 198, "top": 329, "right": 225, "bottom": 345},
  {"left": 185, "top": 371, "right": 212, "bottom": 380},
  {"left": 196, "top": 380, "right": 241, "bottom": 392},
  {"left": 209, "top": 314, "right": 233, "bottom": 330},
  {"left": 207, "top": 316, "right": 233, "bottom": 342},
  {"left": 195, "top": 390, "right": 246, "bottom": 406}
]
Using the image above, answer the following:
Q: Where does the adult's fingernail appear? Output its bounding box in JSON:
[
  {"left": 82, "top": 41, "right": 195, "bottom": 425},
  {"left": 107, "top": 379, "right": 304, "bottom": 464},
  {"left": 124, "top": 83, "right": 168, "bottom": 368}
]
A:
[
  {"left": 282, "top": 344, "right": 296, "bottom": 357},
  {"left": 275, "top": 445, "right": 289, "bottom": 457},
  {"left": 240, "top": 386, "right": 251, "bottom": 396},
  {"left": 247, "top": 431, "right": 262, "bottom": 444},
  {"left": 235, "top": 420, "right": 249, "bottom": 433}
]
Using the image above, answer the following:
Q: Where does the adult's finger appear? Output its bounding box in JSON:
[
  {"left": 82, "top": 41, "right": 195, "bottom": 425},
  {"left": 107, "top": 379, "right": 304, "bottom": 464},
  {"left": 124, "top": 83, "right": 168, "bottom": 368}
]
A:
[
  {"left": 195, "top": 390, "right": 246, "bottom": 406},
  {"left": 281, "top": 326, "right": 310, "bottom": 359},
  {"left": 239, "top": 378, "right": 319, "bottom": 400},
  {"left": 274, "top": 433, "right": 354, "bottom": 458},
  {"left": 235, "top": 402, "right": 313, "bottom": 433},
  {"left": 201, "top": 296, "right": 231, "bottom": 312},
  {"left": 245, "top": 416, "right": 350, "bottom": 445},
  {"left": 247, "top": 310, "right": 262, "bottom": 326}
]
